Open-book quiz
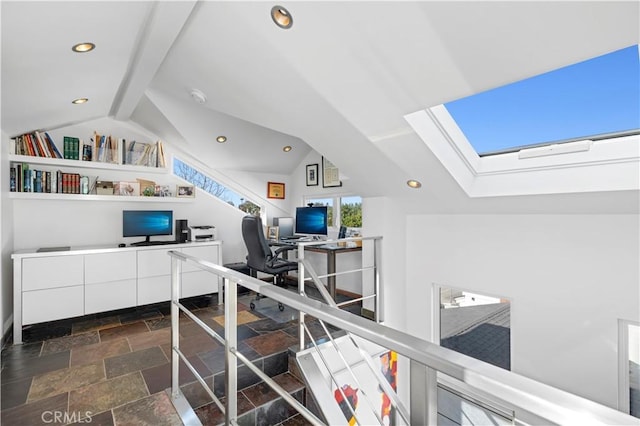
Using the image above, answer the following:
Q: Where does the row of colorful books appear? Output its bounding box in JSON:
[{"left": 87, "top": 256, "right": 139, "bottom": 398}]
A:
[
  {"left": 9, "top": 164, "right": 88, "bottom": 194},
  {"left": 12, "top": 131, "right": 62, "bottom": 158},
  {"left": 11, "top": 131, "right": 167, "bottom": 169}
]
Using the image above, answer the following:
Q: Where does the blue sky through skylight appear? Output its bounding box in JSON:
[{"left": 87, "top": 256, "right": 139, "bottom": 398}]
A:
[{"left": 444, "top": 45, "right": 640, "bottom": 155}]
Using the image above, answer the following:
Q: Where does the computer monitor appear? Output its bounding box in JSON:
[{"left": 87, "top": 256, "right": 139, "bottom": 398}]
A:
[
  {"left": 273, "top": 217, "right": 294, "bottom": 238},
  {"left": 123, "top": 210, "right": 173, "bottom": 245},
  {"left": 295, "top": 206, "right": 328, "bottom": 236}
]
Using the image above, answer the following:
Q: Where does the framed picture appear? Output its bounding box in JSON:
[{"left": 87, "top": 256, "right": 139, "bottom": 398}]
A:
[
  {"left": 306, "top": 163, "right": 319, "bottom": 186},
  {"left": 114, "top": 181, "right": 140, "bottom": 196},
  {"left": 176, "top": 185, "right": 195, "bottom": 198},
  {"left": 267, "top": 181, "right": 285, "bottom": 199},
  {"left": 154, "top": 185, "right": 171, "bottom": 197},
  {"left": 322, "top": 157, "right": 342, "bottom": 188},
  {"left": 267, "top": 225, "right": 279, "bottom": 240}
]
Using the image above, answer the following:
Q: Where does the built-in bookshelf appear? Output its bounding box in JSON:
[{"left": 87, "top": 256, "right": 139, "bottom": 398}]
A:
[{"left": 8, "top": 131, "right": 187, "bottom": 202}]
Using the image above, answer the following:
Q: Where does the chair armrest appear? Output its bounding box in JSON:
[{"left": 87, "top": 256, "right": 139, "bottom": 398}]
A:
[{"left": 273, "top": 245, "right": 296, "bottom": 258}]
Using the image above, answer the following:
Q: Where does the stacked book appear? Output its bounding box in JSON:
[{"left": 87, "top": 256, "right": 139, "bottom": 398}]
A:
[
  {"left": 9, "top": 164, "right": 86, "bottom": 194},
  {"left": 12, "top": 131, "right": 62, "bottom": 158}
]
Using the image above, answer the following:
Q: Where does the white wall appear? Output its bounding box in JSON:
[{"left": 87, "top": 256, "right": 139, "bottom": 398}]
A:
[{"left": 404, "top": 214, "right": 640, "bottom": 409}]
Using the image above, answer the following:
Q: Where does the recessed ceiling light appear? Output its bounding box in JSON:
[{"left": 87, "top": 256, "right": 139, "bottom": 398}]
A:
[
  {"left": 72, "top": 42, "right": 95, "bottom": 53},
  {"left": 407, "top": 179, "right": 422, "bottom": 189},
  {"left": 216, "top": 136, "right": 227, "bottom": 143},
  {"left": 283, "top": 145, "right": 292, "bottom": 152},
  {"left": 271, "top": 5, "right": 293, "bottom": 29},
  {"left": 72, "top": 98, "right": 89, "bottom": 104}
]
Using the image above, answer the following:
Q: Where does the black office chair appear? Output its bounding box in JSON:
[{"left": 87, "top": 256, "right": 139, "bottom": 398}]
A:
[{"left": 241, "top": 215, "right": 298, "bottom": 311}]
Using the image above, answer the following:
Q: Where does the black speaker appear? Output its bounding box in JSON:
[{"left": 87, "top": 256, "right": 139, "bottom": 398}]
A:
[
  {"left": 176, "top": 219, "right": 190, "bottom": 243},
  {"left": 338, "top": 225, "right": 347, "bottom": 239}
]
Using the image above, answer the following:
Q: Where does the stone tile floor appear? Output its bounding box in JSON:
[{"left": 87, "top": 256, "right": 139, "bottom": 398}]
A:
[{"left": 0, "top": 291, "right": 358, "bottom": 425}]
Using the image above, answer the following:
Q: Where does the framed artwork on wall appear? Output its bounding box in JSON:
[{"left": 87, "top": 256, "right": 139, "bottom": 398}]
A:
[
  {"left": 322, "top": 157, "right": 341, "bottom": 188},
  {"left": 306, "top": 163, "right": 319, "bottom": 186},
  {"left": 267, "top": 181, "right": 285, "bottom": 199}
]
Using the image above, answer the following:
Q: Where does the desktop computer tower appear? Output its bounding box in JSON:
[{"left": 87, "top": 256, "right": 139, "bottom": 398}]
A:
[
  {"left": 273, "top": 217, "right": 294, "bottom": 238},
  {"left": 175, "top": 219, "right": 190, "bottom": 243}
]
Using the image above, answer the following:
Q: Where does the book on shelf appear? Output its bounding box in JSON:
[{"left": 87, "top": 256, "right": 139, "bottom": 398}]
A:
[
  {"left": 44, "top": 132, "right": 63, "bottom": 158},
  {"left": 92, "top": 132, "right": 122, "bottom": 164},
  {"left": 63, "top": 136, "right": 80, "bottom": 160},
  {"left": 9, "top": 167, "right": 16, "bottom": 192},
  {"left": 124, "top": 140, "right": 165, "bottom": 167},
  {"left": 8, "top": 161, "right": 96, "bottom": 195},
  {"left": 12, "top": 131, "right": 62, "bottom": 159}
]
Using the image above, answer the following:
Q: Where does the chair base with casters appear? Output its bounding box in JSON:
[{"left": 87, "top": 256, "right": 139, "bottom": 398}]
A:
[{"left": 248, "top": 269, "right": 289, "bottom": 311}]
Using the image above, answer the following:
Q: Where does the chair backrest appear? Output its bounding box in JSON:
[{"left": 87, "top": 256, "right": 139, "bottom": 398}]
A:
[{"left": 241, "top": 215, "right": 272, "bottom": 272}]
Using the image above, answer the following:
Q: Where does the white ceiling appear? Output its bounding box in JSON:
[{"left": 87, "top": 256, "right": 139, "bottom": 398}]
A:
[{"left": 2, "top": 1, "right": 639, "bottom": 213}]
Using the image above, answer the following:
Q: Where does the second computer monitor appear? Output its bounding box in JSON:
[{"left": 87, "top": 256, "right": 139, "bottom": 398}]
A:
[{"left": 273, "top": 217, "right": 294, "bottom": 238}]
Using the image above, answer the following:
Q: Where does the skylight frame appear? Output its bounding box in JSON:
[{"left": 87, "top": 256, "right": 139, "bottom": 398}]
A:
[
  {"left": 405, "top": 105, "right": 640, "bottom": 198},
  {"left": 404, "top": 44, "right": 640, "bottom": 198},
  {"left": 443, "top": 45, "right": 640, "bottom": 158}
]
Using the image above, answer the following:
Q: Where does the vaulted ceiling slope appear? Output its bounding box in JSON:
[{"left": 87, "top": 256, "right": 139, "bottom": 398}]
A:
[{"left": 2, "top": 1, "right": 639, "bottom": 213}]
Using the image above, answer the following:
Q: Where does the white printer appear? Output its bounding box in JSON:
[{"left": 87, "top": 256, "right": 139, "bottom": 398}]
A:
[{"left": 189, "top": 225, "right": 216, "bottom": 242}]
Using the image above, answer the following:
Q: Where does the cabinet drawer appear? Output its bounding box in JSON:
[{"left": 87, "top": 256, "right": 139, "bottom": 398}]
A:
[
  {"left": 137, "top": 248, "right": 173, "bottom": 278},
  {"left": 85, "top": 279, "right": 137, "bottom": 314},
  {"left": 181, "top": 245, "right": 219, "bottom": 273},
  {"left": 23, "top": 286, "right": 84, "bottom": 324},
  {"left": 22, "top": 256, "right": 83, "bottom": 291},
  {"left": 85, "top": 252, "right": 136, "bottom": 284},
  {"left": 182, "top": 270, "right": 218, "bottom": 298},
  {"left": 138, "top": 276, "right": 171, "bottom": 305}
]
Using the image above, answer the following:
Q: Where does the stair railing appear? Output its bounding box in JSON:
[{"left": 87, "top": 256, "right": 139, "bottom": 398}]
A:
[
  {"left": 166, "top": 249, "right": 637, "bottom": 426},
  {"left": 294, "top": 236, "right": 410, "bottom": 425}
]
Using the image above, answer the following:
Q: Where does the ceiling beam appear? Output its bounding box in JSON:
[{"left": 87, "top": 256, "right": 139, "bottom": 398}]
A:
[{"left": 111, "top": 1, "right": 198, "bottom": 121}]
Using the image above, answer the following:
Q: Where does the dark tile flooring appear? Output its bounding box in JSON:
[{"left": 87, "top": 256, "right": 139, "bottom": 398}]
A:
[{"left": 0, "top": 291, "right": 358, "bottom": 425}]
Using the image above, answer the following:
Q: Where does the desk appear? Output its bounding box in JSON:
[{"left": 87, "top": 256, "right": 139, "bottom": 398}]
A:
[
  {"left": 272, "top": 240, "right": 362, "bottom": 300},
  {"left": 306, "top": 244, "right": 362, "bottom": 300}
]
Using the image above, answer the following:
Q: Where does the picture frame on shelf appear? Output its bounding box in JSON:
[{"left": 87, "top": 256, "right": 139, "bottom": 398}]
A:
[
  {"left": 114, "top": 181, "right": 140, "bottom": 196},
  {"left": 267, "top": 226, "right": 279, "bottom": 241},
  {"left": 177, "top": 185, "right": 195, "bottom": 198},
  {"left": 155, "top": 185, "right": 172, "bottom": 197},
  {"left": 306, "top": 163, "right": 319, "bottom": 186},
  {"left": 267, "top": 182, "right": 285, "bottom": 199},
  {"left": 322, "top": 157, "right": 341, "bottom": 188}
]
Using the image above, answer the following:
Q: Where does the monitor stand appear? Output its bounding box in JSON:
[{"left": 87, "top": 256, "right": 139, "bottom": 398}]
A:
[{"left": 130, "top": 236, "right": 153, "bottom": 246}]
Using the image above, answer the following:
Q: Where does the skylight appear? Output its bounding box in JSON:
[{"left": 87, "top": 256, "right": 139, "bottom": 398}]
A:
[{"left": 444, "top": 45, "right": 640, "bottom": 156}]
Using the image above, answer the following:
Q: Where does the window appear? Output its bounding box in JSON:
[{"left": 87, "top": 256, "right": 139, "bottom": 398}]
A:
[
  {"left": 438, "top": 286, "right": 511, "bottom": 370},
  {"left": 620, "top": 320, "right": 640, "bottom": 418},
  {"left": 340, "top": 196, "right": 362, "bottom": 228},
  {"left": 304, "top": 195, "right": 362, "bottom": 230},
  {"left": 444, "top": 44, "right": 640, "bottom": 156},
  {"left": 173, "top": 158, "right": 261, "bottom": 215}
]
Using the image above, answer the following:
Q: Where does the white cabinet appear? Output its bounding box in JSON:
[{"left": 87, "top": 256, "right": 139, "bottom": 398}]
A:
[
  {"left": 137, "top": 248, "right": 173, "bottom": 305},
  {"left": 20, "top": 255, "right": 84, "bottom": 324},
  {"left": 84, "top": 252, "right": 137, "bottom": 314},
  {"left": 181, "top": 245, "right": 221, "bottom": 298},
  {"left": 136, "top": 245, "right": 222, "bottom": 303},
  {"left": 12, "top": 241, "right": 222, "bottom": 344},
  {"left": 22, "top": 255, "right": 83, "bottom": 291},
  {"left": 23, "top": 286, "right": 84, "bottom": 324}
]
